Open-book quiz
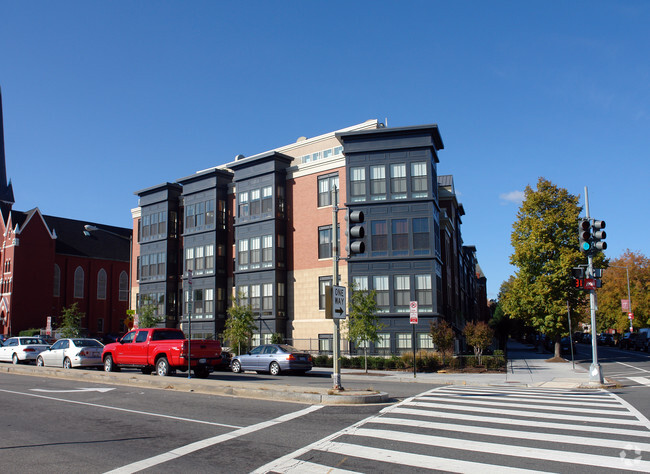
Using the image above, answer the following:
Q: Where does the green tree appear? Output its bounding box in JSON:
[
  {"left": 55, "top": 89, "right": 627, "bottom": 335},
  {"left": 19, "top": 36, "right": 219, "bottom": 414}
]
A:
[
  {"left": 345, "top": 285, "right": 384, "bottom": 373},
  {"left": 222, "top": 293, "right": 256, "bottom": 355},
  {"left": 596, "top": 250, "right": 650, "bottom": 332},
  {"left": 501, "top": 178, "right": 586, "bottom": 358},
  {"left": 429, "top": 319, "right": 455, "bottom": 356},
  {"left": 137, "top": 296, "right": 165, "bottom": 328},
  {"left": 489, "top": 303, "right": 510, "bottom": 352},
  {"left": 58, "top": 303, "right": 84, "bottom": 338},
  {"left": 463, "top": 320, "right": 494, "bottom": 365}
]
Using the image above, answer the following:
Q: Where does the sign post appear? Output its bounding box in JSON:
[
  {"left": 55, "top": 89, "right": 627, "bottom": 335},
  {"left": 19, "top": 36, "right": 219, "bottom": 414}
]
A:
[
  {"left": 410, "top": 301, "right": 418, "bottom": 378},
  {"left": 187, "top": 270, "right": 193, "bottom": 379}
]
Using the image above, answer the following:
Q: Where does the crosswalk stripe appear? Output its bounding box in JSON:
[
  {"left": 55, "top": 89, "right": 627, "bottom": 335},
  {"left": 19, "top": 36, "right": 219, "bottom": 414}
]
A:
[
  {"left": 422, "top": 392, "right": 620, "bottom": 407},
  {"left": 628, "top": 376, "right": 650, "bottom": 386},
  {"left": 270, "top": 460, "right": 362, "bottom": 473},
  {"left": 433, "top": 387, "right": 620, "bottom": 403},
  {"left": 368, "top": 416, "right": 650, "bottom": 452},
  {"left": 387, "top": 406, "right": 650, "bottom": 438},
  {"left": 416, "top": 394, "right": 632, "bottom": 415},
  {"left": 350, "top": 427, "right": 650, "bottom": 472},
  {"left": 403, "top": 400, "right": 643, "bottom": 425},
  {"left": 320, "top": 441, "right": 550, "bottom": 474}
]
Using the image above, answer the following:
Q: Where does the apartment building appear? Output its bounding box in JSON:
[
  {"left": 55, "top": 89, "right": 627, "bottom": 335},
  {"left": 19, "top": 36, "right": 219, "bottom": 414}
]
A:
[{"left": 132, "top": 119, "right": 487, "bottom": 353}]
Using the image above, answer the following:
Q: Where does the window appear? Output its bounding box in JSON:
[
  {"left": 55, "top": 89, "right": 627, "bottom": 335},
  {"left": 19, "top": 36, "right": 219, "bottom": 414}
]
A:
[
  {"left": 396, "top": 333, "right": 412, "bottom": 351},
  {"left": 413, "top": 218, "right": 430, "bottom": 255},
  {"left": 262, "top": 235, "right": 273, "bottom": 267},
  {"left": 119, "top": 271, "right": 129, "bottom": 301},
  {"left": 205, "top": 244, "right": 214, "bottom": 273},
  {"left": 318, "top": 174, "right": 339, "bottom": 207},
  {"left": 195, "top": 246, "right": 205, "bottom": 274},
  {"left": 196, "top": 201, "right": 205, "bottom": 227},
  {"left": 53, "top": 264, "right": 60, "bottom": 297},
  {"left": 238, "top": 191, "right": 249, "bottom": 217},
  {"left": 277, "top": 282, "right": 286, "bottom": 311},
  {"left": 373, "top": 276, "right": 389, "bottom": 312},
  {"left": 371, "top": 220, "right": 388, "bottom": 256},
  {"left": 415, "top": 274, "right": 433, "bottom": 312},
  {"left": 319, "top": 334, "right": 333, "bottom": 354},
  {"left": 334, "top": 146, "right": 343, "bottom": 156},
  {"left": 319, "top": 276, "right": 333, "bottom": 310},
  {"left": 250, "top": 284, "right": 261, "bottom": 311},
  {"left": 238, "top": 286, "right": 249, "bottom": 307},
  {"left": 194, "top": 289, "right": 204, "bottom": 314},
  {"left": 250, "top": 189, "right": 261, "bottom": 216},
  {"left": 142, "top": 214, "right": 150, "bottom": 239},
  {"left": 262, "top": 283, "right": 273, "bottom": 311},
  {"left": 390, "top": 164, "right": 407, "bottom": 199},
  {"left": 74, "top": 266, "right": 84, "bottom": 298},
  {"left": 376, "top": 333, "right": 390, "bottom": 353},
  {"left": 97, "top": 269, "right": 107, "bottom": 300},
  {"left": 97, "top": 318, "right": 104, "bottom": 333},
  {"left": 238, "top": 240, "right": 249, "bottom": 269},
  {"left": 250, "top": 237, "right": 261, "bottom": 268},
  {"left": 350, "top": 167, "right": 366, "bottom": 202},
  {"left": 352, "top": 276, "right": 368, "bottom": 291},
  {"left": 370, "top": 165, "right": 386, "bottom": 200},
  {"left": 205, "top": 200, "right": 215, "bottom": 226},
  {"left": 186, "top": 247, "right": 195, "bottom": 272},
  {"left": 185, "top": 205, "right": 195, "bottom": 230},
  {"left": 411, "top": 162, "right": 428, "bottom": 198},
  {"left": 418, "top": 332, "right": 434, "bottom": 349},
  {"left": 205, "top": 288, "right": 214, "bottom": 315},
  {"left": 262, "top": 186, "right": 273, "bottom": 213},
  {"left": 394, "top": 275, "right": 410, "bottom": 312},
  {"left": 318, "top": 226, "right": 332, "bottom": 259},
  {"left": 392, "top": 219, "right": 409, "bottom": 255}
]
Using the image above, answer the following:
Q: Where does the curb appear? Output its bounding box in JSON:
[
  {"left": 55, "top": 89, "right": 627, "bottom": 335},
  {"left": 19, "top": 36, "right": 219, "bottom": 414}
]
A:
[{"left": 1, "top": 365, "right": 388, "bottom": 405}]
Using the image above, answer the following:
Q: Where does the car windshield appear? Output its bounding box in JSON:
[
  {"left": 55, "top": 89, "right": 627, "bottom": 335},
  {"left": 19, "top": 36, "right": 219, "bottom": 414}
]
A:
[{"left": 72, "top": 339, "right": 103, "bottom": 348}]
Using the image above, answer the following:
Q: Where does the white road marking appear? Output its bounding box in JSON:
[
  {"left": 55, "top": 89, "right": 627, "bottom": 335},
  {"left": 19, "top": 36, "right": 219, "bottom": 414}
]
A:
[
  {"left": 105, "top": 404, "right": 324, "bottom": 474},
  {"left": 349, "top": 428, "right": 650, "bottom": 472},
  {"left": 628, "top": 376, "right": 650, "bottom": 386},
  {"left": 616, "top": 361, "right": 650, "bottom": 373},
  {"left": 0, "top": 388, "right": 242, "bottom": 429},
  {"left": 30, "top": 387, "right": 115, "bottom": 393},
  {"left": 420, "top": 392, "right": 623, "bottom": 408},
  {"left": 369, "top": 416, "right": 650, "bottom": 452}
]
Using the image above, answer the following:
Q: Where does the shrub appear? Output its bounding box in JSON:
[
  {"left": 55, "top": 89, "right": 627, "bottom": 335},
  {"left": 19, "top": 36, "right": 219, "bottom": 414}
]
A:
[{"left": 19, "top": 328, "right": 41, "bottom": 336}]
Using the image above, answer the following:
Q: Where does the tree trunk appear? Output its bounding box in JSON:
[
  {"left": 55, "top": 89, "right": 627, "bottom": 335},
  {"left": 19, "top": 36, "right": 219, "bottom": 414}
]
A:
[{"left": 554, "top": 335, "right": 561, "bottom": 358}]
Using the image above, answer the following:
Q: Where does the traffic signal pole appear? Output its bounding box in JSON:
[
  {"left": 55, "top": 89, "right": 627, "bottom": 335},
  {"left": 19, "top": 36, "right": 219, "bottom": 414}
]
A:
[
  {"left": 584, "top": 186, "right": 604, "bottom": 384},
  {"left": 332, "top": 186, "right": 343, "bottom": 390}
]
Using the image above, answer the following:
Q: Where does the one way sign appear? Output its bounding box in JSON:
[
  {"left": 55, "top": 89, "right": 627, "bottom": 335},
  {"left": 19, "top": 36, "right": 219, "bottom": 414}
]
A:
[{"left": 332, "top": 285, "right": 346, "bottom": 319}]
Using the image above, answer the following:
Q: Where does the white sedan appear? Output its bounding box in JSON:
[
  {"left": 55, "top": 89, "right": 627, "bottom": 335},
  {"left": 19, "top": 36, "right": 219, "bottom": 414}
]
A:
[
  {"left": 0, "top": 337, "right": 50, "bottom": 364},
  {"left": 37, "top": 338, "right": 104, "bottom": 369}
]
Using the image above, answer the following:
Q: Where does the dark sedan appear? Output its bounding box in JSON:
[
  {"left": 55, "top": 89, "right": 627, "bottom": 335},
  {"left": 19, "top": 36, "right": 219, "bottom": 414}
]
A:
[{"left": 231, "top": 344, "right": 313, "bottom": 375}]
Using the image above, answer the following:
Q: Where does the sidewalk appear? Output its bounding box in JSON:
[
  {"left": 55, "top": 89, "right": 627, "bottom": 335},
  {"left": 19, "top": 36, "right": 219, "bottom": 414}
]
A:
[{"left": 336, "top": 339, "right": 596, "bottom": 389}]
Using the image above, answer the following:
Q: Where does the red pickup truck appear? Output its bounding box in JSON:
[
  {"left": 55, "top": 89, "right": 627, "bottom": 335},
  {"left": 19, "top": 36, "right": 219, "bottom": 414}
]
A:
[{"left": 102, "top": 328, "right": 221, "bottom": 378}]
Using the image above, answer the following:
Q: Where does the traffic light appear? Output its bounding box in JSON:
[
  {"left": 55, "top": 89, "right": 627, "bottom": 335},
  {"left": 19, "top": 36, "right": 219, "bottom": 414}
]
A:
[
  {"left": 346, "top": 210, "right": 365, "bottom": 255},
  {"left": 578, "top": 219, "right": 592, "bottom": 253},
  {"left": 591, "top": 220, "right": 607, "bottom": 252}
]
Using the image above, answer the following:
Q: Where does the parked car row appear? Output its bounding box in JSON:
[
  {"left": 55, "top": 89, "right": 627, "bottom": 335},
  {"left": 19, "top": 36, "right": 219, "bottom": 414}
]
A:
[
  {"left": 0, "top": 333, "right": 313, "bottom": 377},
  {"left": 619, "top": 331, "right": 650, "bottom": 352}
]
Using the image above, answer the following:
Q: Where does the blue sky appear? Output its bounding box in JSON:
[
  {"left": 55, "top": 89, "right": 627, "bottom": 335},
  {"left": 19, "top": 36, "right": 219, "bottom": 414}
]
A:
[{"left": 1, "top": 1, "right": 648, "bottom": 300}]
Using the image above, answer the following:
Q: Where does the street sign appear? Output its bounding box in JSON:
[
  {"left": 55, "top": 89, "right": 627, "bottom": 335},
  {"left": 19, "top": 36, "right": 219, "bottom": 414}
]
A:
[
  {"left": 46, "top": 316, "right": 52, "bottom": 336},
  {"left": 332, "top": 285, "right": 346, "bottom": 319},
  {"left": 584, "top": 278, "right": 597, "bottom": 290},
  {"left": 409, "top": 301, "right": 418, "bottom": 324},
  {"left": 629, "top": 312, "right": 634, "bottom": 320},
  {"left": 621, "top": 299, "right": 630, "bottom": 311}
]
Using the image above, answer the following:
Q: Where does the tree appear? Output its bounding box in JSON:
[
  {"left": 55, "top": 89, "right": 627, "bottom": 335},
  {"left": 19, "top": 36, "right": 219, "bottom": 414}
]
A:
[
  {"left": 463, "top": 320, "right": 494, "bottom": 366},
  {"left": 500, "top": 178, "right": 586, "bottom": 358},
  {"left": 429, "top": 319, "right": 455, "bottom": 357},
  {"left": 58, "top": 303, "right": 84, "bottom": 338},
  {"left": 596, "top": 250, "right": 650, "bottom": 333},
  {"left": 489, "top": 303, "right": 510, "bottom": 352},
  {"left": 137, "top": 296, "right": 165, "bottom": 328},
  {"left": 344, "top": 285, "right": 384, "bottom": 373},
  {"left": 222, "top": 293, "right": 256, "bottom": 355}
]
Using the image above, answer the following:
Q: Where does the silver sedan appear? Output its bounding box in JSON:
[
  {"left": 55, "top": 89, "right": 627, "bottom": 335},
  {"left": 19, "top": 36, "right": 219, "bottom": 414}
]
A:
[
  {"left": 231, "top": 344, "right": 313, "bottom": 375},
  {"left": 37, "top": 338, "right": 104, "bottom": 369}
]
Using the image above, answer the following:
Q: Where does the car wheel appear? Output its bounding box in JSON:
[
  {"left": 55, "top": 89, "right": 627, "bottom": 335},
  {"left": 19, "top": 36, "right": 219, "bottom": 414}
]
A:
[
  {"left": 12, "top": 353, "right": 19, "bottom": 365},
  {"left": 63, "top": 358, "right": 72, "bottom": 369},
  {"left": 36, "top": 356, "right": 44, "bottom": 367},
  {"left": 231, "top": 360, "right": 242, "bottom": 373},
  {"left": 269, "top": 361, "right": 281, "bottom": 376},
  {"left": 104, "top": 355, "right": 116, "bottom": 372},
  {"left": 156, "top": 357, "right": 170, "bottom": 377}
]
